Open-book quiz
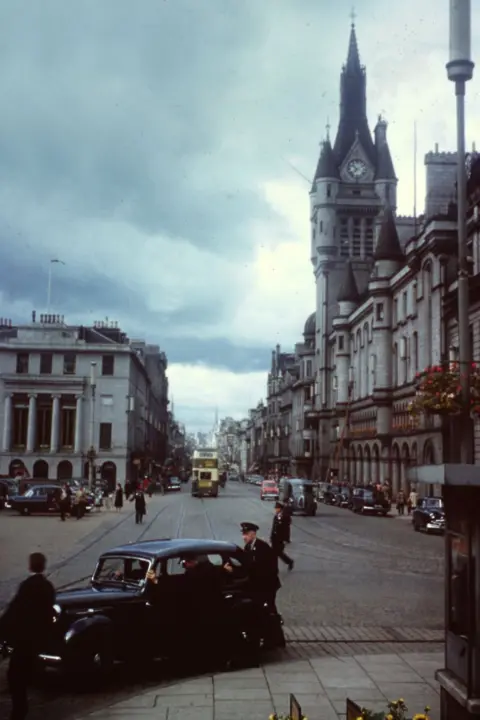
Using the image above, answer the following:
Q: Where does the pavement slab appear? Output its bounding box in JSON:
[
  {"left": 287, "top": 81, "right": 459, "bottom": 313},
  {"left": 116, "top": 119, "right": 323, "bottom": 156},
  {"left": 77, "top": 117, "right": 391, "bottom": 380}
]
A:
[{"left": 73, "top": 650, "right": 444, "bottom": 720}]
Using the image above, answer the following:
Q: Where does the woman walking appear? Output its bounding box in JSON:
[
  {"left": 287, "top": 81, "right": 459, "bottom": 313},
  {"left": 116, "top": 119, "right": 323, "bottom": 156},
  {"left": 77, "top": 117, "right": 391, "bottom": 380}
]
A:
[{"left": 114, "top": 483, "right": 123, "bottom": 512}]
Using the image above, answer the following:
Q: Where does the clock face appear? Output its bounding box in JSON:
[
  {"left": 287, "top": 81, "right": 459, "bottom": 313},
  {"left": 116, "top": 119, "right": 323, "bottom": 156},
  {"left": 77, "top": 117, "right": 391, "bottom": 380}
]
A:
[{"left": 347, "top": 159, "right": 367, "bottom": 180}]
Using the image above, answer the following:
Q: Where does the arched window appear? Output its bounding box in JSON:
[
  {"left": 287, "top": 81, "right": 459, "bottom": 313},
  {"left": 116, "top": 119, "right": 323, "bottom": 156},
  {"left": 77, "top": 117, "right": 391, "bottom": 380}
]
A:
[{"left": 422, "top": 263, "right": 433, "bottom": 368}]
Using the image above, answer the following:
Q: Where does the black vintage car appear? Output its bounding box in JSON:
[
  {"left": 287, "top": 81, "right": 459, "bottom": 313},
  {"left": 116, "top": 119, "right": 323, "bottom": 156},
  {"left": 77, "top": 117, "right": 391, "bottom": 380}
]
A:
[
  {"left": 323, "top": 484, "right": 341, "bottom": 505},
  {"left": 351, "top": 487, "right": 391, "bottom": 515},
  {"left": 8, "top": 484, "right": 94, "bottom": 516},
  {"left": 412, "top": 497, "right": 445, "bottom": 534},
  {"left": 334, "top": 486, "right": 352, "bottom": 508},
  {"left": 2, "top": 539, "right": 285, "bottom": 678}
]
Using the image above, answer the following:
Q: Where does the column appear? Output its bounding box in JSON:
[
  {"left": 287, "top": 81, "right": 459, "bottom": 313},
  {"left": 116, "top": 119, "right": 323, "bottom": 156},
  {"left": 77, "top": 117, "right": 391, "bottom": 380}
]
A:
[
  {"left": 26, "top": 394, "right": 37, "bottom": 452},
  {"left": 2, "top": 394, "right": 12, "bottom": 452},
  {"left": 50, "top": 395, "right": 61, "bottom": 453},
  {"left": 74, "top": 396, "right": 83, "bottom": 453}
]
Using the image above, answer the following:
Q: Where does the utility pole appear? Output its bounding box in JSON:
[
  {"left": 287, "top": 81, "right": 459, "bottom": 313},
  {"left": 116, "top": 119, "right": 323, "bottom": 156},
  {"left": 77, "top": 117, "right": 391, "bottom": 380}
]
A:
[
  {"left": 446, "top": 0, "right": 474, "bottom": 463},
  {"left": 88, "top": 362, "right": 97, "bottom": 489}
]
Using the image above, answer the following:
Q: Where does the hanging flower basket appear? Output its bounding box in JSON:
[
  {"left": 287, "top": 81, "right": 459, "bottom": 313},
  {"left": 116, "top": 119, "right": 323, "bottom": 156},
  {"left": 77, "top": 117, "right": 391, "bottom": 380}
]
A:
[{"left": 409, "top": 363, "right": 480, "bottom": 417}]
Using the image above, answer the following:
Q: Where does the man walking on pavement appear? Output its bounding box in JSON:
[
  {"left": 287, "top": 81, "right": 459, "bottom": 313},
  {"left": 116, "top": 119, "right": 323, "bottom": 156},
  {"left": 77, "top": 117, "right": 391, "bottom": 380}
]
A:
[
  {"left": 0, "top": 553, "right": 55, "bottom": 720},
  {"left": 270, "top": 502, "right": 294, "bottom": 570}
]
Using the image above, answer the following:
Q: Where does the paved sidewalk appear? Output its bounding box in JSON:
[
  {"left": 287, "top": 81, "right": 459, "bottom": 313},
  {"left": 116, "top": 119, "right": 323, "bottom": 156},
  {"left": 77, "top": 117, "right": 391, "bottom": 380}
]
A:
[{"left": 76, "top": 651, "right": 442, "bottom": 720}]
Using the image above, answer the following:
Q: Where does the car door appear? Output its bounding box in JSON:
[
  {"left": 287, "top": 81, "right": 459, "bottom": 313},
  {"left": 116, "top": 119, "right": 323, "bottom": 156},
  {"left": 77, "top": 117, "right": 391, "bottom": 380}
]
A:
[{"left": 30, "top": 487, "right": 48, "bottom": 512}]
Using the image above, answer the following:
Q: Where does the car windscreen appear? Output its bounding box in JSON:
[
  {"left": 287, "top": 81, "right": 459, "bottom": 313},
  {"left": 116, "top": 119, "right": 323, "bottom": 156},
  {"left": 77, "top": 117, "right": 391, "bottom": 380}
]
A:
[
  {"left": 363, "top": 490, "right": 374, "bottom": 500},
  {"left": 424, "top": 498, "right": 444, "bottom": 509},
  {"left": 94, "top": 556, "right": 150, "bottom": 586}
]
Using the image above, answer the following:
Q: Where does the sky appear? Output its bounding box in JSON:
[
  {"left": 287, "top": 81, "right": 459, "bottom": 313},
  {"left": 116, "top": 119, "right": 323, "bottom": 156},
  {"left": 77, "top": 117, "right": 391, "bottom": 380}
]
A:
[{"left": 0, "top": 1, "right": 479, "bottom": 432}]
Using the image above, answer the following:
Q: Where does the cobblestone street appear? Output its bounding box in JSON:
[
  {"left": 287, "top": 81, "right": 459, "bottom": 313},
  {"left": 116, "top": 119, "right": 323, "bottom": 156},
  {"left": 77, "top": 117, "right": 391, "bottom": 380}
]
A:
[{"left": 0, "top": 481, "right": 445, "bottom": 719}]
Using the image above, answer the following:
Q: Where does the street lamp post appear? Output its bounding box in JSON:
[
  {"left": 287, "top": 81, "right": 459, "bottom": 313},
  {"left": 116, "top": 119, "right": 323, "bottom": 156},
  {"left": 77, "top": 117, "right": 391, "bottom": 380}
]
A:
[
  {"left": 89, "top": 362, "right": 97, "bottom": 489},
  {"left": 446, "top": 0, "right": 474, "bottom": 464}
]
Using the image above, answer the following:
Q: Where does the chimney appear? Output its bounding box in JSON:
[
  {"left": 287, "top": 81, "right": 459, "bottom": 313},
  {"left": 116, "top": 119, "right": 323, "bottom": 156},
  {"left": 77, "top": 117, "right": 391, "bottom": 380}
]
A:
[{"left": 32, "top": 310, "right": 36, "bottom": 323}]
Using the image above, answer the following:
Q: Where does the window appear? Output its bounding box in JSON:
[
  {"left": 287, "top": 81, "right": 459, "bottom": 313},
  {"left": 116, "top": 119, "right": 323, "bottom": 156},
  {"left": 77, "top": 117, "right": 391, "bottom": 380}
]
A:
[
  {"left": 364, "top": 219, "right": 374, "bottom": 256},
  {"left": 63, "top": 353, "right": 76, "bottom": 375},
  {"left": 326, "top": 183, "right": 331, "bottom": 198},
  {"left": 12, "top": 401, "right": 28, "bottom": 447},
  {"left": 94, "top": 557, "right": 149, "bottom": 586},
  {"left": 340, "top": 217, "right": 349, "bottom": 258},
  {"left": 393, "top": 298, "right": 398, "bottom": 325},
  {"left": 306, "top": 360, "right": 313, "bottom": 377},
  {"left": 16, "top": 353, "right": 29, "bottom": 374},
  {"left": 413, "top": 281, "right": 418, "bottom": 305},
  {"left": 99, "top": 422, "right": 112, "bottom": 450},
  {"left": 402, "top": 291, "right": 408, "bottom": 319},
  {"left": 376, "top": 303, "right": 384, "bottom": 321},
  {"left": 413, "top": 332, "right": 419, "bottom": 373},
  {"left": 40, "top": 353, "right": 52, "bottom": 375},
  {"left": 36, "top": 398, "right": 52, "bottom": 449},
  {"left": 60, "top": 400, "right": 76, "bottom": 447},
  {"left": 102, "top": 355, "right": 115, "bottom": 376},
  {"left": 352, "top": 218, "right": 361, "bottom": 256},
  {"left": 319, "top": 220, "right": 323, "bottom": 233},
  {"left": 392, "top": 344, "right": 398, "bottom": 386},
  {"left": 338, "top": 336, "right": 344, "bottom": 351}
]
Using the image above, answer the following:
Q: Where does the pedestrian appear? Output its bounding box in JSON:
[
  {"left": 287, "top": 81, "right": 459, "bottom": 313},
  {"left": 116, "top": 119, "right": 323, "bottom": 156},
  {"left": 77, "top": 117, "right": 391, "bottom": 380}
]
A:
[
  {"left": 396, "top": 489, "right": 405, "bottom": 515},
  {"left": 102, "top": 485, "right": 111, "bottom": 511},
  {"left": 270, "top": 502, "right": 294, "bottom": 570},
  {"left": 0, "top": 553, "right": 55, "bottom": 720},
  {"left": 132, "top": 490, "right": 146, "bottom": 524},
  {"left": 58, "top": 484, "right": 70, "bottom": 521},
  {"left": 408, "top": 487, "right": 418, "bottom": 515},
  {"left": 114, "top": 483, "right": 123, "bottom": 511}
]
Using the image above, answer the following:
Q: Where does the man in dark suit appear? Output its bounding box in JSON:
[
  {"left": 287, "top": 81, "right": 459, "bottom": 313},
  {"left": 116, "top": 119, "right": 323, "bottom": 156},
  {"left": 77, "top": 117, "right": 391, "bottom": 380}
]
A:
[
  {"left": 239, "top": 522, "right": 281, "bottom": 611},
  {"left": 270, "top": 502, "right": 294, "bottom": 570},
  {"left": 0, "top": 553, "right": 56, "bottom": 720}
]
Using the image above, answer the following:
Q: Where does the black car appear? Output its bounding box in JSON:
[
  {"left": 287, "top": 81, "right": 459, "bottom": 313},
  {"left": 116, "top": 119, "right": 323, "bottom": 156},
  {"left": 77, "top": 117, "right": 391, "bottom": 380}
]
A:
[
  {"left": 412, "top": 497, "right": 445, "bottom": 534},
  {"left": 323, "top": 484, "right": 341, "bottom": 505},
  {"left": 3, "top": 538, "right": 285, "bottom": 677},
  {"left": 351, "top": 487, "right": 391, "bottom": 515},
  {"left": 9, "top": 484, "right": 94, "bottom": 516},
  {"left": 334, "top": 487, "right": 352, "bottom": 508}
]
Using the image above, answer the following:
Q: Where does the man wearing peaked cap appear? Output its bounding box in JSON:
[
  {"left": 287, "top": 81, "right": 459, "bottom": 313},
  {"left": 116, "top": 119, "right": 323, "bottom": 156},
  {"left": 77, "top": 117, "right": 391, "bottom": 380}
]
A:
[
  {"left": 240, "top": 522, "right": 259, "bottom": 533},
  {"left": 239, "top": 521, "right": 280, "bottom": 612}
]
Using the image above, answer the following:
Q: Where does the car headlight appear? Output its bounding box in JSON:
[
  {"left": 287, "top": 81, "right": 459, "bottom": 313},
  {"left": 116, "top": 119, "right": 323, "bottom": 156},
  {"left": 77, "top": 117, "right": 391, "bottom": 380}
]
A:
[{"left": 53, "top": 604, "right": 61, "bottom": 615}]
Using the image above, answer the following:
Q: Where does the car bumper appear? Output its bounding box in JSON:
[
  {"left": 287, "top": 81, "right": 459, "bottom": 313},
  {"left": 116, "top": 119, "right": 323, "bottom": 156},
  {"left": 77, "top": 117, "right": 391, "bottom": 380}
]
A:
[
  {"left": 426, "top": 521, "right": 445, "bottom": 532},
  {"left": 261, "top": 493, "right": 279, "bottom": 499}
]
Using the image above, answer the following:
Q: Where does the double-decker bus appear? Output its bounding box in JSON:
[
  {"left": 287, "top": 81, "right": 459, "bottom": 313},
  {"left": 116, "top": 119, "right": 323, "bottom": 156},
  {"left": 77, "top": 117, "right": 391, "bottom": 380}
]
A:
[{"left": 192, "top": 448, "right": 219, "bottom": 498}]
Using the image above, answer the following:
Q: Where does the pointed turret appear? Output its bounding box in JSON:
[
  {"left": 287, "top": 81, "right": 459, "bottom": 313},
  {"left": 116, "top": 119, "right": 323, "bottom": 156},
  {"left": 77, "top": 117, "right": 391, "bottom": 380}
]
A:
[
  {"left": 337, "top": 260, "right": 360, "bottom": 303},
  {"left": 374, "top": 207, "right": 404, "bottom": 261},
  {"left": 312, "top": 138, "right": 339, "bottom": 187},
  {"left": 374, "top": 116, "right": 396, "bottom": 181}
]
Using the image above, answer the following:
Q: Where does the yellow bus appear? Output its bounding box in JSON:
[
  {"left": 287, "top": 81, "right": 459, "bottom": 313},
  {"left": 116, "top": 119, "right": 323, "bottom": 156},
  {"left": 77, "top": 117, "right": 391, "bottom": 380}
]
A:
[{"left": 192, "top": 449, "right": 219, "bottom": 498}]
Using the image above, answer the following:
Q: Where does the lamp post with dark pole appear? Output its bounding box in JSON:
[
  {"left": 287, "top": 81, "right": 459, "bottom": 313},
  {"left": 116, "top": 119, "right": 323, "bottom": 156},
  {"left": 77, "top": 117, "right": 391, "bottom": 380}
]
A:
[
  {"left": 446, "top": 0, "right": 474, "bottom": 463},
  {"left": 88, "top": 362, "right": 97, "bottom": 489}
]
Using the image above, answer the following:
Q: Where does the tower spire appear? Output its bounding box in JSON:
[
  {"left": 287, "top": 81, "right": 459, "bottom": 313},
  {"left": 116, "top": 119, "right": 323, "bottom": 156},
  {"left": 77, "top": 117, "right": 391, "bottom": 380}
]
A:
[{"left": 346, "top": 18, "right": 361, "bottom": 72}]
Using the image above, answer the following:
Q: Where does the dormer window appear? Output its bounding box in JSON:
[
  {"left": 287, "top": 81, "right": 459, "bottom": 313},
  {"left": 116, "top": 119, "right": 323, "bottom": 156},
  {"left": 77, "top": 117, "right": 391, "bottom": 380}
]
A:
[{"left": 326, "top": 184, "right": 332, "bottom": 198}]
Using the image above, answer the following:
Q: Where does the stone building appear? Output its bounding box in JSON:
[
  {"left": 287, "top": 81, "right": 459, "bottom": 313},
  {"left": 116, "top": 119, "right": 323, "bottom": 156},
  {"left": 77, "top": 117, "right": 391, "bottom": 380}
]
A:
[
  {"left": 244, "top": 21, "right": 480, "bottom": 491},
  {"left": 0, "top": 313, "right": 169, "bottom": 487}
]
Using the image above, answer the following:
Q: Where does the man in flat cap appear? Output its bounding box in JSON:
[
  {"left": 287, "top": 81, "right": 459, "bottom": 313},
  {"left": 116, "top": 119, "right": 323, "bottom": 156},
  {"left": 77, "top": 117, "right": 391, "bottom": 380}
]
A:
[{"left": 239, "top": 522, "right": 280, "bottom": 611}]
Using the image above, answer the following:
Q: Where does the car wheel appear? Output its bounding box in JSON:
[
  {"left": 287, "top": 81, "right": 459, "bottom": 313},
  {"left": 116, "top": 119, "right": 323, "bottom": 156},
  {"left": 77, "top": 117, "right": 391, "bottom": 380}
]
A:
[{"left": 81, "top": 640, "right": 114, "bottom": 679}]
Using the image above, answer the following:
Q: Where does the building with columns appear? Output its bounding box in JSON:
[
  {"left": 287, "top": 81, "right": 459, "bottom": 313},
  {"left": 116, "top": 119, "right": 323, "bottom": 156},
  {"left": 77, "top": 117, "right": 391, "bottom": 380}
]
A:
[{"left": 0, "top": 313, "right": 169, "bottom": 487}]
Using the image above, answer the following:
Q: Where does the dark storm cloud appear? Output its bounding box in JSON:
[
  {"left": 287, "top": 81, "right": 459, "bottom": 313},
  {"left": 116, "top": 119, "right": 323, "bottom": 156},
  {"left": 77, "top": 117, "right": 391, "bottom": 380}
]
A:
[{"left": 0, "top": 0, "right": 279, "bottom": 258}]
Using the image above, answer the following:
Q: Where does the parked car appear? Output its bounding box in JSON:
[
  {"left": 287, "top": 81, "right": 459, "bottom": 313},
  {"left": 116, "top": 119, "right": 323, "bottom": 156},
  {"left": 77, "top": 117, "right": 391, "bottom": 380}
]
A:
[
  {"left": 280, "top": 479, "right": 317, "bottom": 516},
  {"left": 1, "top": 539, "right": 285, "bottom": 678},
  {"left": 167, "top": 477, "right": 182, "bottom": 492},
  {"left": 323, "top": 484, "right": 341, "bottom": 505},
  {"left": 412, "top": 497, "right": 445, "bottom": 534},
  {"left": 351, "top": 487, "right": 391, "bottom": 516},
  {"left": 260, "top": 479, "right": 279, "bottom": 501},
  {"left": 334, "top": 486, "right": 352, "bottom": 508},
  {"left": 9, "top": 484, "right": 94, "bottom": 515}
]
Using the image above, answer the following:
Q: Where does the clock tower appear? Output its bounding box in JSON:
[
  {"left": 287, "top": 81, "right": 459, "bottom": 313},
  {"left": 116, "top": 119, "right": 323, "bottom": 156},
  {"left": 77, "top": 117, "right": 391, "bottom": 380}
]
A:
[{"left": 310, "top": 19, "right": 397, "bottom": 479}]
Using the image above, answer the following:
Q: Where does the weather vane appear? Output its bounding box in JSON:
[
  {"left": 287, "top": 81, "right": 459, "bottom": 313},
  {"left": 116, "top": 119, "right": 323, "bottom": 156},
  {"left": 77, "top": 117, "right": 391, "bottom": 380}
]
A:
[{"left": 350, "top": 6, "right": 356, "bottom": 26}]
